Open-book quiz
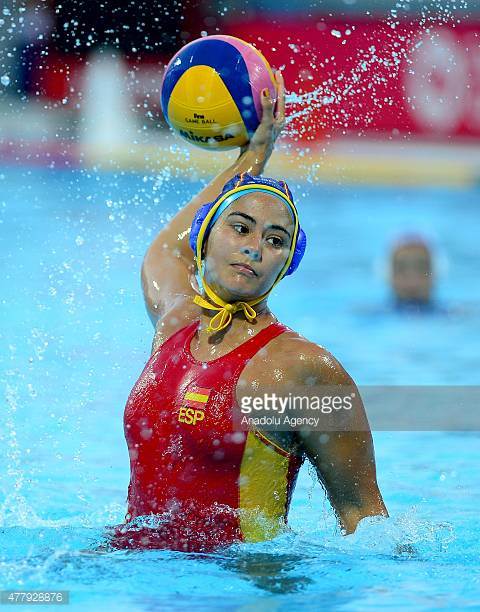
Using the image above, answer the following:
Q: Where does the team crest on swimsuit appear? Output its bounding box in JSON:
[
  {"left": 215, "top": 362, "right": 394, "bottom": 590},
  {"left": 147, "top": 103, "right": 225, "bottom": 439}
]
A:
[{"left": 178, "top": 386, "right": 211, "bottom": 426}]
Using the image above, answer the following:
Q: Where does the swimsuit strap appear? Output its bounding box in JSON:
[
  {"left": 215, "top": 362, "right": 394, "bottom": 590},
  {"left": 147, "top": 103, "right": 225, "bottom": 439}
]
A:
[{"left": 231, "top": 320, "right": 289, "bottom": 363}]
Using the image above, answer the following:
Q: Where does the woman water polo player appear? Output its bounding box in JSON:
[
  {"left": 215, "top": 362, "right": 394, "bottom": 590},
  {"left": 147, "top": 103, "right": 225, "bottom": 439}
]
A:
[{"left": 118, "top": 71, "right": 388, "bottom": 552}]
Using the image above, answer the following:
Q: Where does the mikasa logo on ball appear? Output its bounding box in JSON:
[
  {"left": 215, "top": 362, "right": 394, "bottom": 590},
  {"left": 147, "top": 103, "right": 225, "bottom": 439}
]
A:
[{"left": 179, "top": 129, "right": 235, "bottom": 143}]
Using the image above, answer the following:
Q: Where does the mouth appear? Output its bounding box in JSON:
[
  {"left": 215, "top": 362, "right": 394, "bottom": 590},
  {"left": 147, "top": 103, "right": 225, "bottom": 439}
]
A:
[{"left": 230, "top": 263, "right": 258, "bottom": 277}]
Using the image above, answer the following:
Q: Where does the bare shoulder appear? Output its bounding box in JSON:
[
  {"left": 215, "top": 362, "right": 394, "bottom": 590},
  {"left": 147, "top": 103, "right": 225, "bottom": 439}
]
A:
[
  {"left": 267, "top": 327, "right": 354, "bottom": 386},
  {"left": 257, "top": 326, "right": 372, "bottom": 444}
]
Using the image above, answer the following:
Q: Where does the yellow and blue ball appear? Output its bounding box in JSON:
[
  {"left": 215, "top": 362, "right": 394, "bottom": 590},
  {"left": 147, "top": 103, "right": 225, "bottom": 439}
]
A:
[{"left": 160, "top": 35, "right": 276, "bottom": 150}]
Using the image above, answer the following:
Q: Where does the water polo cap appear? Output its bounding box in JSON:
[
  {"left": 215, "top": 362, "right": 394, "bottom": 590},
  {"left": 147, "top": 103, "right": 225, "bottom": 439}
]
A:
[{"left": 189, "top": 172, "right": 307, "bottom": 332}]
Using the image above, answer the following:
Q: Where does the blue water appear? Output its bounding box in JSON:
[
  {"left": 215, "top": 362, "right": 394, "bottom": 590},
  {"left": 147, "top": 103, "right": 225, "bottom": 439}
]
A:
[{"left": 1, "top": 167, "right": 479, "bottom": 610}]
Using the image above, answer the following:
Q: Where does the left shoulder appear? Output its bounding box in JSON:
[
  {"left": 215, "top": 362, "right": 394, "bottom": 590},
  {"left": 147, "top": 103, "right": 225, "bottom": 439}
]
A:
[{"left": 272, "top": 327, "right": 354, "bottom": 386}]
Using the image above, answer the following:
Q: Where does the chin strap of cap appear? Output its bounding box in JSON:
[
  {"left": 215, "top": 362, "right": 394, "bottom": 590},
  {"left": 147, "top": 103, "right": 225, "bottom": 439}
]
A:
[{"left": 193, "top": 293, "right": 257, "bottom": 333}]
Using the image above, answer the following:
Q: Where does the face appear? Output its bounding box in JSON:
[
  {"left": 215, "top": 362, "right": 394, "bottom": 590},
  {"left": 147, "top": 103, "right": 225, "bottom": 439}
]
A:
[
  {"left": 201, "top": 193, "right": 295, "bottom": 302},
  {"left": 390, "top": 243, "right": 433, "bottom": 302}
]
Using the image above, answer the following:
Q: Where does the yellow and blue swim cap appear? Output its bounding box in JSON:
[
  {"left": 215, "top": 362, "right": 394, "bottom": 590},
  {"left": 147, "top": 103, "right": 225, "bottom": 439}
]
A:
[{"left": 189, "top": 172, "right": 307, "bottom": 333}]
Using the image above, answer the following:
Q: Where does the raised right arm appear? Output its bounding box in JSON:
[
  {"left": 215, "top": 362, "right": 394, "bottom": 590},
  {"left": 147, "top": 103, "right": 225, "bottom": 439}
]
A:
[{"left": 141, "top": 71, "right": 286, "bottom": 326}]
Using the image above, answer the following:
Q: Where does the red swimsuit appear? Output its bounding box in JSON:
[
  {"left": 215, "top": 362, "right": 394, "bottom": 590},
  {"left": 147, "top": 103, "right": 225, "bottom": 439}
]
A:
[{"left": 115, "top": 319, "right": 304, "bottom": 552}]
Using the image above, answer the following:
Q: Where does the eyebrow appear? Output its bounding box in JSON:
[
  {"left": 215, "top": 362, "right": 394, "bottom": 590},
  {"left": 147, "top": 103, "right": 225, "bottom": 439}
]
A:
[{"left": 227, "top": 211, "right": 292, "bottom": 240}]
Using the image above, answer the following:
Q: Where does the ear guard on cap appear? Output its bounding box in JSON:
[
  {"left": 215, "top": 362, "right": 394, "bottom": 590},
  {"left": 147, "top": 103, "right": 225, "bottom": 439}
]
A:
[{"left": 287, "top": 226, "right": 307, "bottom": 276}]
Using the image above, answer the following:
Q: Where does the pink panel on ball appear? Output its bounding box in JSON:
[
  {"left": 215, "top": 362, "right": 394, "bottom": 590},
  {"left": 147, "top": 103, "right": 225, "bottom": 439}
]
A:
[{"left": 208, "top": 35, "right": 276, "bottom": 124}]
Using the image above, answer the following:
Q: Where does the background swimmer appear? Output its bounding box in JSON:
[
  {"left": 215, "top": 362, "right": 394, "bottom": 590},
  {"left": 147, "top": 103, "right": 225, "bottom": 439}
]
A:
[
  {"left": 354, "top": 232, "right": 473, "bottom": 319},
  {"left": 390, "top": 234, "right": 434, "bottom": 310}
]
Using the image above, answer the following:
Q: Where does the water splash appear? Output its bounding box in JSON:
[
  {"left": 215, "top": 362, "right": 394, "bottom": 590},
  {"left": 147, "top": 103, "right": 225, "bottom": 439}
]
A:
[{"left": 282, "top": 0, "right": 468, "bottom": 151}]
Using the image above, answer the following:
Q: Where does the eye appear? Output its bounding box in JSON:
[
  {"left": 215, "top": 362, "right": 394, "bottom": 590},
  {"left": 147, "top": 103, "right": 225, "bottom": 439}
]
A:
[
  {"left": 267, "top": 236, "right": 285, "bottom": 249},
  {"left": 232, "top": 223, "right": 249, "bottom": 235},
  {"left": 267, "top": 235, "right": 285, "bottom": 249}
]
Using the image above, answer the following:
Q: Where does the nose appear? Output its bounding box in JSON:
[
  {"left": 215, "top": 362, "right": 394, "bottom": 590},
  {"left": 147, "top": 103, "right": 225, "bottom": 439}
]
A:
[{"left": 240, "top": 245, "right": 261, "bottom": 261}]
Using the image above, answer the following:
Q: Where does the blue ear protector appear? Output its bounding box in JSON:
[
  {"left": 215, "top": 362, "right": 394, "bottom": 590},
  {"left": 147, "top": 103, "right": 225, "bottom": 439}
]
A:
[{"left": 189, "top": 175, "right": 307, "bottom": 277}]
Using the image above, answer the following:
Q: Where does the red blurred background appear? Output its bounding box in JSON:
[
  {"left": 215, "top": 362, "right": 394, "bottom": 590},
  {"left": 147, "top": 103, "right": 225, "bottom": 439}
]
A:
[{"left": 5, "top": 0, "right": 480, "bottom": 144}]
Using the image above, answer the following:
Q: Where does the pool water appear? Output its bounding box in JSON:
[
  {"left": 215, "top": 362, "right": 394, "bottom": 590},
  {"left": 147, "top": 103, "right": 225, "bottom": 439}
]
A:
[{"left": 1, "top": 167, "right": 479, "bottom": 610}]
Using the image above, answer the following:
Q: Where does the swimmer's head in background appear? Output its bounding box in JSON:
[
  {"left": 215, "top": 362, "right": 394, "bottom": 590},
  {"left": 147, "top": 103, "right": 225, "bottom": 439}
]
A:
[
  {"left": 390, "top": 233, "right": 434, "bottom": 304},
  {"left": 189, "top": 172, "right": 307, "bottom": 332}
]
